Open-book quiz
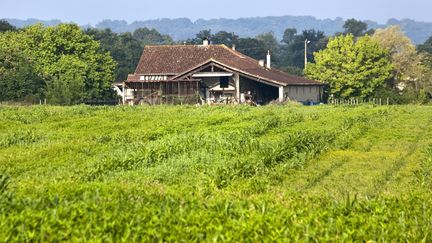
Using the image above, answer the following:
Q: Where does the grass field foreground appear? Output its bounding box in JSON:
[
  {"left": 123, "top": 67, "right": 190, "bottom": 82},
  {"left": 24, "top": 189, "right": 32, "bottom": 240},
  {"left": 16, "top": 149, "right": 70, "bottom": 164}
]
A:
[{"left": 0, "top": 105, "right": 431, "bottom": 241}]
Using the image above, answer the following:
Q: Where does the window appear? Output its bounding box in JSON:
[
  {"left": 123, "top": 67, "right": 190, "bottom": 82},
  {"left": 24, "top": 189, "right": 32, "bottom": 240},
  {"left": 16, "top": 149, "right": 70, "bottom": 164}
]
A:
[{"left": 220, "top": 77, "right": 229, "bottom": 88}]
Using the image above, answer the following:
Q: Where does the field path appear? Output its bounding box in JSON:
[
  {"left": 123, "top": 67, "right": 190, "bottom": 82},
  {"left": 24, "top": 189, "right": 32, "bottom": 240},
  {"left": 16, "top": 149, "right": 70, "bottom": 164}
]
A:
[{"left": 284, "top": 106, "right": 432, "bottom": 198}]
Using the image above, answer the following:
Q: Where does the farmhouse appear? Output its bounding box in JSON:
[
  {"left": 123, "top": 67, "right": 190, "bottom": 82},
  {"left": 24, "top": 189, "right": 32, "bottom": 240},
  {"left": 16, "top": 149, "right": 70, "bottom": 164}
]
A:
[{"left": 118, "top": 40, "right": 325, "bottom": 105}]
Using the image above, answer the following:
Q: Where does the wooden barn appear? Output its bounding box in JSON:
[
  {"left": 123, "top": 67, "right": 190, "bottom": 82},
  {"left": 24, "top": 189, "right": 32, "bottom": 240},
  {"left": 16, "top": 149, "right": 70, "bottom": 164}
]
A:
[{"left": 117, "top": 40, "right": 325, "bottom": 105}]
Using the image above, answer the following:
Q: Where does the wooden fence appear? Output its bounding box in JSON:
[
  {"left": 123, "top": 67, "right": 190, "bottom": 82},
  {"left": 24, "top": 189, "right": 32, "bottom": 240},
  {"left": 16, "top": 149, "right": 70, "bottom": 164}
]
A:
[{"left": 328, "top": 98, "right": 391, "bottom": 105}]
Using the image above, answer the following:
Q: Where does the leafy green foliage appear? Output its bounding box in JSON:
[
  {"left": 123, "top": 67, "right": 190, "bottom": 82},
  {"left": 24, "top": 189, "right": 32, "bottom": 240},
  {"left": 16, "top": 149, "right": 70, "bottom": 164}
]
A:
[
  {"left": 236, "top": 38, "right": 267, "bottom": 60},
  {"left": 306, "top": 34, "right": 394, "bottom": 98},
  {"left": 256, "top": 32, "right": 279, "bottom": 55},
  {"left": 0, "top": 24, "right": 116, "bottom": 104},
  {"left": 342, "top": 18, "right": 374, "bottom": 37},
  {"left": 373, "top": 26, "right": 423, "bottom": 88},
  {"left": 85, "top": 27, "right": 174, "bottom": 82},
  {"left": 0, "top": 20, "right": 16, "bottom": 32},
  {"left": 132, "top": 27, "right": 173, "bottom": 45},
  {"left": 212, "top": 31, "right": 239, "bottom": 47},
  {"left": 0, "top": 45, "right": 44, "bottom": 102},
  {"left": 417, "top": 36, "right": 432, "bottom": 54},
  {"left": 279, "top": 29, "right": 328, "bottom": 70}
]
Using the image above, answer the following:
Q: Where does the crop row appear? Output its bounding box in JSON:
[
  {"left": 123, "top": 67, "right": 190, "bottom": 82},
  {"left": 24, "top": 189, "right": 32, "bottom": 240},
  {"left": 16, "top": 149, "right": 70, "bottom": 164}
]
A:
[
  {"left": 80, "top": 107, "right": 390, "bottom": 192},
  {"left": 415, "top": 144, "right": 432, "bottom": 190},
  {"left": 79, "top": 109, "right": 309, "bottom": 181}
]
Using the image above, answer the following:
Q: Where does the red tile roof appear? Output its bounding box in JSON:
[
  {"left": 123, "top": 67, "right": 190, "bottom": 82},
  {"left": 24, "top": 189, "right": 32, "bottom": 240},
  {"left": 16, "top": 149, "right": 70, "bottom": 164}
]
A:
[{"left": 133, "top": 44, "right": 322, "bottom": 86}]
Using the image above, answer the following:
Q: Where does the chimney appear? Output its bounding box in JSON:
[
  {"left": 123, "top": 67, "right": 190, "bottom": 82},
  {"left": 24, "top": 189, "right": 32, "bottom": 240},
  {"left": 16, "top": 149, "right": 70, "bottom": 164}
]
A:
[
  {"left": 259, "top": 60, "right": 265, "bottom": 67},
  {"left": 232, "top": 44, "right": 236, "bottom": 51},
  {"left": 266, "top": 50, "right": 271, "bottom": 69},
  {"left": 203, "top": 38, "right": 209, "bottom": 46}
]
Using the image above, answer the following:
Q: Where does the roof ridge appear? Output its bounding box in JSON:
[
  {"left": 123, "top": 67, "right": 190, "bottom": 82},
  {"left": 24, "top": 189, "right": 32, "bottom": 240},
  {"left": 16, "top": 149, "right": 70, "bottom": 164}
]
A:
[
  {"left": 221, "top": 44, "right": 277, "bottom": 73},
  {"left": 221, "top": 44, "right": 257, "bottom": 61}
]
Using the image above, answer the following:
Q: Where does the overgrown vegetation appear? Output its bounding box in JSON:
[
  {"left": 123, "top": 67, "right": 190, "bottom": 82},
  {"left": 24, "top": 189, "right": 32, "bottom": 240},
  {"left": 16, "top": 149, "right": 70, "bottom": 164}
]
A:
[{"left": 0, "top": 105, "right": 431, "bottom": 241}]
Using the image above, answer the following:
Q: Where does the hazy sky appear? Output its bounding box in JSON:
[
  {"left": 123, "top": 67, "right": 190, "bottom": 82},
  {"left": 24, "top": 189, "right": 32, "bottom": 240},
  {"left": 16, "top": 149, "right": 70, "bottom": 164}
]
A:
[{"left": 2, "top": 0, "right": 432, "bottom": 24}]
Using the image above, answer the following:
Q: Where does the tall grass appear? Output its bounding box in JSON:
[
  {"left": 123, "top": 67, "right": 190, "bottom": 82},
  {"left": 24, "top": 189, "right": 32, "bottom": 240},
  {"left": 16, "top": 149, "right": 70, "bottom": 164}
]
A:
[{"left": 0, "top": 105, "right": 431, "bottom": 241}]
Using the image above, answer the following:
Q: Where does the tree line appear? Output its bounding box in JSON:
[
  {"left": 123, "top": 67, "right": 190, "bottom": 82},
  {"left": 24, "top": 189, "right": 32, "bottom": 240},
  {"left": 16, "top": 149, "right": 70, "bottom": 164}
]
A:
[
  {"left": 0, "top": 19, "right": 431, "bottom": 104},
  {"left": 9, "top": 16, "right": 432, "bottom": 44}
]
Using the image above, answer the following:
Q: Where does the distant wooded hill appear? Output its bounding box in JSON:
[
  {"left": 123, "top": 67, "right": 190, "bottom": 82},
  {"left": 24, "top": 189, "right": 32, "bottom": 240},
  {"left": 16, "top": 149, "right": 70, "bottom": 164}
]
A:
[{"left": 5, "top": 16, "right": 432, "bottom": 44}]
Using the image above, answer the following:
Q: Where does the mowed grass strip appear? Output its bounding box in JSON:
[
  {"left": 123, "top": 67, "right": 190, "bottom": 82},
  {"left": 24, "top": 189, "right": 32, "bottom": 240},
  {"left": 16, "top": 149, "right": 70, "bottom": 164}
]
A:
[{"left": 289, "top": 106, "right": 432, "bottom": 198}]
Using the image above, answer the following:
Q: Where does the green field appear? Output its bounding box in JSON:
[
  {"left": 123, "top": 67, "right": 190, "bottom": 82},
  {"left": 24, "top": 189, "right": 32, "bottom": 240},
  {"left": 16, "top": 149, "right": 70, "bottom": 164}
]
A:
[{"left": 1, "top": 105, "right": 431, "bottom": 241}]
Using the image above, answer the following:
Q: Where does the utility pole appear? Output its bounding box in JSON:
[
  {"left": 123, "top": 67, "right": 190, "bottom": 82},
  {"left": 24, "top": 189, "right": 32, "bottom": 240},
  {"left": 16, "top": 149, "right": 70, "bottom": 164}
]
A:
[{"left": 304, "top": 39, "right": 311, "bottom": 68}]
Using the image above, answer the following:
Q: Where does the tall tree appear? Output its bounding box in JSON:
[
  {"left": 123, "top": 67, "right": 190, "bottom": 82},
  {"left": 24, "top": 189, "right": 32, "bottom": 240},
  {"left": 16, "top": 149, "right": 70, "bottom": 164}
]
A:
[
  {"left": 419, "top": 53, "right": 432, "bottom": 100},
  {"left": 183, "top": 29, "right": 213, "bottom": 45},
  {"left": 280, "top": 29, "right": 328, "bottom": 70},
  {"left": 236, "top": 38, "right": 267, "bottom": 61},
  {"left": 255, "top": 32, "right": 280, "bottom": 65},
  {"left": 0, "top": 45, "right": 44, "bottom": 102},
  {"left": 256, "top": 32, "right": 279, "bottom": 53},
  {"left": 0, "top": 24, "right": 116, "bottom": 104},
  {"left": 132, "top": 27, "right": 173, "bottom": 45},
  {"left": 282, "top": 28, "right": 297, "bottom": 45},
  {"left": 85, "top": 28, "right": 143, "bottom": 82},
  {"left": 0, "top": 20, "right": 16, "bottom": 32},
  {"left": 417, "top": 36, "right": 432, "bottom": 54},
  {"left": 417, "top": 37, "right": 432, "bottom": 100},
  {"left": 372, "top": 26, "right": 423, "bottom": 91},
  {"left": 305, "top": 34, "right": 393, "bottom": 98},
  {"left": 343, "top": 19, "right": 369, "bottom": 37},
  {"left": 212, "top": 31, "right": 239, "bottom": 47}
]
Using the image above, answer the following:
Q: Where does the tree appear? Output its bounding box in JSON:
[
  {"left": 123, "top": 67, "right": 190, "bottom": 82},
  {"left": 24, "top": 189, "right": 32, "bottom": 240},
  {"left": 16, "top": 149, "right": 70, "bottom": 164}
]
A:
[
  {"left": 132, "top": 27, "right": 173, "bottom": 45},
  {"left": 0, "top": 44, "right": 44, "bottom": 102},
  {"left": 256, "top": 32, "right": 279, "bottom": 53},
  {"left": 196, "top": 29, "right": 212, "bottom": 41},
  {"left": 0, "top": 24, "right": 116, "bottom": 104},
  {"left": 372, "top": 26, "right": 423, "bottom": 91},
  {"left": 86, "top": 27, "right": 176, "bottom": 83},
  {"left": 85, "top": 28, "right": 144, "bottom": 82},
  {"left": 419, "top": 53, "right": 432, "bottom": 100},
  {"left": 280, "top": 29, "right": 328, "bottom": 70},
  {"left": 236, "top": 38, "right": 267, "bottom": 61},
  {"left": 0, "top": 20, "right": 16, "bottom": 32},
  {"left": 212, "top": 31, "right": 239, "bottom": 47},
  {"left": 117, "top": 32, "right": 145, "bottom": 81},
  {"left": 418, "top": 36, "right": 432, "bottom": 54},
  {"left": 305, "top": 34, "right": 393, "bottom": 98},
  {"left": 255, "top": 32, "right": 281, "bottom": 65},
  {"left": 183, "top": 30, "right": 213, "bottom": 44},
  {"left": 45, "top": 55, "right": 88, "bottom": 104},
  {"left": 282, "top": 28, "right": 297, "bottom": 45},
  {"left": 343, "top": 19, "right": 369, "bottom": 37}
]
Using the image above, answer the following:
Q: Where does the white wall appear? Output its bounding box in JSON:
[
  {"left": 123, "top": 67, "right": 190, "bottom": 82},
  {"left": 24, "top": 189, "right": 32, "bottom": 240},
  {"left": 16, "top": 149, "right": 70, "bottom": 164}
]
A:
[{"left": 285, "top": 86, "right": 322, "bottom": 103}]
